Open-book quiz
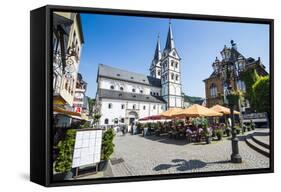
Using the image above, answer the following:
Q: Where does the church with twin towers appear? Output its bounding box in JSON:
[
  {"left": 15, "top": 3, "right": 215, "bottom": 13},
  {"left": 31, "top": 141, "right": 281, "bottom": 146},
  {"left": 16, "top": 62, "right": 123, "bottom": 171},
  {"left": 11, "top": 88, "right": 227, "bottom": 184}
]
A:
[{"left": 95, "top": 22, "right": 184, "bottom": 127}]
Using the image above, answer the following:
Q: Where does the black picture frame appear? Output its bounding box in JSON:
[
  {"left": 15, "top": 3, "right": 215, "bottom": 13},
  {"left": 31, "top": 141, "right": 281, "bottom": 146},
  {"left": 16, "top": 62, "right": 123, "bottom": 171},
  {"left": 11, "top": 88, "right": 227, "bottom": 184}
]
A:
[{"left": 30, "top": 4, "right": 274, "bottom": 187}]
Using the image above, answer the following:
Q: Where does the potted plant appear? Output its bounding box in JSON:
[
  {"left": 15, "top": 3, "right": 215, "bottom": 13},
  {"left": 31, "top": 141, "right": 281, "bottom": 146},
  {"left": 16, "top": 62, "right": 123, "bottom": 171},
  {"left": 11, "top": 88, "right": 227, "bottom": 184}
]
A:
[
  {"left": 234, "top": 126, "right": 241, "bottom": 135},
  {"left": 215, "top": 129, "right": 223, "bottom": 140},
  {"left": 54, "top": 129, "right": 76, "bottom": 180},
  {"left": 99, "top": 128, "right": 115, "bottom": 171},
  {"left": 203, "top": 126, "right": 211, "bottom": 144},
  {"left": 225, "top": 127, "right": 231, "bottom": 137},
  {"left": 250, "top": 120, "right": 255, "bottom": 130}
]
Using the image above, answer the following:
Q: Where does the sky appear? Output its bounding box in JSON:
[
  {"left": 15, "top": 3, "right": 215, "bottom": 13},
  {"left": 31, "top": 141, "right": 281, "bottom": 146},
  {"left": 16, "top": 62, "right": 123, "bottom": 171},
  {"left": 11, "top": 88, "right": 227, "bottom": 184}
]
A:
[{"left": 78, "top": 13, "right": 270, "bottom": 98}]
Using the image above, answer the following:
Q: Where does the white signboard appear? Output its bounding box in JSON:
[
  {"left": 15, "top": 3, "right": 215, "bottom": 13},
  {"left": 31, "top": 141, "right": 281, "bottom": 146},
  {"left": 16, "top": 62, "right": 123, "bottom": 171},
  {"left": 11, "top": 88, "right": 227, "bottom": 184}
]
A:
[{"left": 72, "top": 130, "right": 102, "bottom": 168}]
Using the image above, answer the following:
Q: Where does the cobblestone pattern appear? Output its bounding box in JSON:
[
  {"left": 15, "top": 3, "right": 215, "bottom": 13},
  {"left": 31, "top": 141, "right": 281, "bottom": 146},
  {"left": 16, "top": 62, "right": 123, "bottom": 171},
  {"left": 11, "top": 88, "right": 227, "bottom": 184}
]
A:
[{"left": 109, "top": 132, "right": 270, "bottom": 177}]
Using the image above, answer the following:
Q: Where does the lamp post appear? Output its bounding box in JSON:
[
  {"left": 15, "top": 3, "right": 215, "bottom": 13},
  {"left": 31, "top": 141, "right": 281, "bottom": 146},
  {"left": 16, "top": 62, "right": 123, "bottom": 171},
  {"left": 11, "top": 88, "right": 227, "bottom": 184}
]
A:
[{"left": 219, "top": 41, "right": 242, "bottom": 163}]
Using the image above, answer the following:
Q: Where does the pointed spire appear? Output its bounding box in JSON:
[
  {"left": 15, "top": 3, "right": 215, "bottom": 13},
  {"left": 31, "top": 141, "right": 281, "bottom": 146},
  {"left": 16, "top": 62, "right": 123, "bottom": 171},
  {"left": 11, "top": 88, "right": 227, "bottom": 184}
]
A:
[
  {"left": 164, "top": 20, "right": 175, "bottom": 51},
  {"left": 153, "top": 34, "right": 161, "bottom": 62}
]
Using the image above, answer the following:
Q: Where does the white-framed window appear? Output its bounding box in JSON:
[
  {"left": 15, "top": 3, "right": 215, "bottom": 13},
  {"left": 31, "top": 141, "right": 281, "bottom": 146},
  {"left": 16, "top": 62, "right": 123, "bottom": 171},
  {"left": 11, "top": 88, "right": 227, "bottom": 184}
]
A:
[
  {"left": 104, "top": 119, "right": 109, "bottom": 124},
  {"left": 132, "top": 104, "right": 136, "bottom": 110},
  {"left": 120, "top": 86, "right": 124, "bottom": 91},
  {"left": 176, "top": 74, "right": 179, "bottom": 81},
  {"left": 132, "top": 88, "right": 136, "bottom": 92},
  {"left": 143, "top": 105, "right": 146, "bottom": 110},
  {"left": 153, "top": 105, "right": 156, "bottom": 110},
  {"left": 108, "top": 103, "right": 112, "bottom": 109},
  {"left": 110, "top": 85, "right": 114, "bottom": 90},
  {"left": 121, "top": 104, "right": 125, "bottom": 109}
]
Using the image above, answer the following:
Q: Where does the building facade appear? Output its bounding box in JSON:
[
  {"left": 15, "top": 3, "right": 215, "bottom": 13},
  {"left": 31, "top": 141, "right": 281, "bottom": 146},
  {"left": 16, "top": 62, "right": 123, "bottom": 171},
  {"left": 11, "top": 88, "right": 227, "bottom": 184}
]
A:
[
  {"left": 73, "top": 73, "right": 89, "bottom": 119},
  {"left": 95, "top": 23, "right": 184, "bottom": 127},
  {"left": 52, "top": 12, "right": 84, "bottom": 127},
  {"left": 203, "top": 40, "right": 268, "bottom": 113}
]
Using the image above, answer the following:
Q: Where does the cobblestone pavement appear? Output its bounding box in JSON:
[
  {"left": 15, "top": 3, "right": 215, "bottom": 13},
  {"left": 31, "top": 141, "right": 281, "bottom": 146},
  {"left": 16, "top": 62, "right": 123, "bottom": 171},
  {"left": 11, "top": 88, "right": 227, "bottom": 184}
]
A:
[{"left": 109, "top": 131, "right": 270, "bottom": 177}]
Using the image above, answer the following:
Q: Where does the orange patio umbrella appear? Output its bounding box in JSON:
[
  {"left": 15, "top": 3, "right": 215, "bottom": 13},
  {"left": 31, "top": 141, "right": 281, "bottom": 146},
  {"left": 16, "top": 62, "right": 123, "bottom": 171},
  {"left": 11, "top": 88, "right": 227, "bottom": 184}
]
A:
[
  {"left": 160, "top": 108, "right": 183, "bottom": 118},
  {"left": 210, "top": 104, "right": 240, "bottom": 115},
  {"left": 172, "top": 104, "right": 223, "bottom": 117}
]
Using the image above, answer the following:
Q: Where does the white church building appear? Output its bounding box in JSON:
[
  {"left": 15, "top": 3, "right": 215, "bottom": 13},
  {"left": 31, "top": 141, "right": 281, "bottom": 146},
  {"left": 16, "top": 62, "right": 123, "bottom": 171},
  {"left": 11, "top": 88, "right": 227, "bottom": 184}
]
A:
[{"left": 94, "top": 22, "right": 184, "bottom": 127}]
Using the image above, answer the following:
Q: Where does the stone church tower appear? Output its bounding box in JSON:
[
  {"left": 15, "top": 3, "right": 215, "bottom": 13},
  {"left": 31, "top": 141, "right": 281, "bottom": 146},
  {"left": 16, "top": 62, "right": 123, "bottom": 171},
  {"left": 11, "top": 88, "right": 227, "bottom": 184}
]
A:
[
  {"left": 150, "top": 36, "right": 162, "bottom": 79},
  {"left": 160, "top": 22, "right": 183, "bottom": 109}
]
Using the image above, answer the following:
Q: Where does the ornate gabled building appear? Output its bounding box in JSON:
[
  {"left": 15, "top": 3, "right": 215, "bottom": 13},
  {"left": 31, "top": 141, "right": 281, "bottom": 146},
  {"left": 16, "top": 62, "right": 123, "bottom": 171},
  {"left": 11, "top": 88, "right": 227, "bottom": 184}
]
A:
[
  {"left": 203, "top": 40, "right": 268, "bottom": 113},
  {"left": 95, "top": 22, "right": 184, "bottom": 127}
]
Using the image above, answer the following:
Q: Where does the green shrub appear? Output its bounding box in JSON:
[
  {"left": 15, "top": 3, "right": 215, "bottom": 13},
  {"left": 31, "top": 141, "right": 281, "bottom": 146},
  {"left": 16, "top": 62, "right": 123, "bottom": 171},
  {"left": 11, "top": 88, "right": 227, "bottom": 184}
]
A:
[
  {"left": 101, "top": 129, "right": 116, "bottom": 160},
  {"left": 215, "top": 129, "right": 223, "bottom": 140},
  {"left": 54, "top": 129, "right": 76, "bottom": 173}
]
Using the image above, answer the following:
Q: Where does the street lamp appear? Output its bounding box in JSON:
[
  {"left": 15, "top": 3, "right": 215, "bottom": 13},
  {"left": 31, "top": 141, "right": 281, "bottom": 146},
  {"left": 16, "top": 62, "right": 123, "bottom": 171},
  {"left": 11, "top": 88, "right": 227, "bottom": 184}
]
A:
[{"left": 219, "top": 41, "right": 242, "bottom": 163}]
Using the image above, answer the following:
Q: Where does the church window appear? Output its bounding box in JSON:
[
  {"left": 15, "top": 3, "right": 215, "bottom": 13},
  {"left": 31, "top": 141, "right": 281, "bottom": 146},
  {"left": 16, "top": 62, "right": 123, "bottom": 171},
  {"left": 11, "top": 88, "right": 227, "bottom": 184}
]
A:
[
  {"left": 176, "top": 75, "right": 179, "bottom": 81},
  {"left": 108, "top": 103, "right": 112, "bottom": 109},
  {"left": 121, "top": 104, "right": 125, "bottom": 109},
  {"left": 140, "top": 90, "right": 143, "bottom": 94},
  {"left": 150, "top": 91, "right": 152, "bottom": 95},
  {"left": 114, "top": 119, "right": 118, "bottom": 124},
  {"left": 104, "top": 119, "right": 109, "bottom": 124},
  {"left": 132, "top": 88, "right": 136, "bottom": 92},
  {"left": 158, "top": 70, "right": 161, "bottom": 76},
  {"left": 171, "top": 61, "right": 174, "bottom": 67},
  {"left": 110, "top": 85, "right": 114, "bottom": 90},
  {"left": 153, "top": 105, "right": 156, "bottom": 110},
  {"left": 132, "top": 104, "right": 136, "bottom": 110},
  {"left": 143, "top": 105, "right": 146, "bottom": 110},
  {"left": 171, "top": 73, "right": 174, "bottom": 80},
  {"left": 175, "top": 62, "right": 178, "bottom": 68},
  {"left": 120, "top": 86, "right": 124, "bottom": 91},
  {"left": 156, "top": 92, "right": 159, "bottom": 96},
  {"left": 121, "top": 118, "right": 125, "bottom": 123},
  {"left": 173, "top": 51, "right": 176, "bottom": 56}
]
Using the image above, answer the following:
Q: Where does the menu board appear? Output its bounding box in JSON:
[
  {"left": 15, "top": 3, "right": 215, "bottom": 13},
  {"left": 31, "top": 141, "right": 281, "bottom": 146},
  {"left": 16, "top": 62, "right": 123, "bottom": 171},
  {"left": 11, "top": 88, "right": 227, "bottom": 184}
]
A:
[{"left": 72, "top": 130, "right": 102, "bottom": 168}]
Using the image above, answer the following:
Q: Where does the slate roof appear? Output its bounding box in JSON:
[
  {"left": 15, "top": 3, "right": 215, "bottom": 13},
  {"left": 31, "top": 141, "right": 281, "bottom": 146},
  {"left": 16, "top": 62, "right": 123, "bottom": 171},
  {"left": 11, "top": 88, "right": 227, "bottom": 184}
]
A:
[
  {"left": 98, "top": 89, "right": 166, "bottom": 103},
  {"left": 98, "top": 64, "right": 162, "bottom": 87}
]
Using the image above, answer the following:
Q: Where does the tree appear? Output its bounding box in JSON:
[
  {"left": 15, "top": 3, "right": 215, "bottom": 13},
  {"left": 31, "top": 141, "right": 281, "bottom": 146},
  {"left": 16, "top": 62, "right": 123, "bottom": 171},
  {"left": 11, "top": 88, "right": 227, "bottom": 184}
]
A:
[
  {"left": 252, "top": 75, "right": 270, "bottom": 114},
  {"left": 54, "top": 129, "right": 76, "bottom": 173},
  {"left": 101, "top": 129, "right": 115, "bottom": 160},
  {"left": 87, "top": 97, "right": 95, "bottom": 115},
  {"left": 93, "top": 113, "right": 102, "bottom": 128},
  {"left": 240, "top": 69, "right": 260, "bottom": 111}
]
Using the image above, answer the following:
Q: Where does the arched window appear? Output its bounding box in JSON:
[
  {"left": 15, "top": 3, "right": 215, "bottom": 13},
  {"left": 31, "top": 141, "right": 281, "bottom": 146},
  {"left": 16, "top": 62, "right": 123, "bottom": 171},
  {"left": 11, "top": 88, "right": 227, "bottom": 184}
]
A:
[
  {"left": 120, "top": 86, "right": 124, "bottom": 91},
  {"left": 210, "top": 84, "right": 217, "bottom": 98},
  {"left": 143, "top": 105, "right": 146, "bottom": 110},
  {"left": 104, "top": 119, "right": 109, "bottom": 124},
  {"left": 121, "top": 118, "right": 125, "bottom": 123},
  {"left": 108, "top": 103, "right": 112, "bottom": 109},
  {"left": 132, "top": 88, "right": 136, "bottom": 93},
  {"left": 132, "top": 104, "right": 136, "bottom": 110},
  {"left": 110, "top": 85, "right": 115, "bottom": 90},
  {"left": 171, "top": 73, "right": 174, "bottom": 80},
  {"left": 121, "top": 104, "right": 125, "bottom": 109},
  {"left": 175, "top": 74, "right": 179, "bottom": 81},
  {"left": 153, "top": 105, "right": 156, "bottom": 110}
]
